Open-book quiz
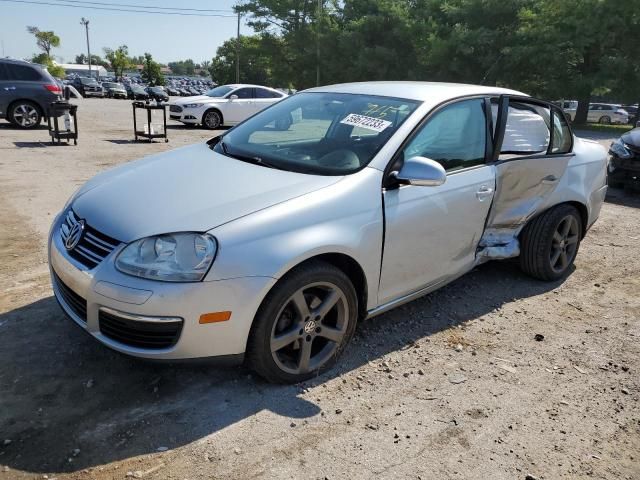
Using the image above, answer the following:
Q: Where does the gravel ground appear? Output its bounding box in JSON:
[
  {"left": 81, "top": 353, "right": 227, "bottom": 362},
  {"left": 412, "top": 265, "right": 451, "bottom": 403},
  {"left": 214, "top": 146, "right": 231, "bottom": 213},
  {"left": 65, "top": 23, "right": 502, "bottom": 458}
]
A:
[{"left": 0, "top": 99, "right": 638, "bottom": 480}]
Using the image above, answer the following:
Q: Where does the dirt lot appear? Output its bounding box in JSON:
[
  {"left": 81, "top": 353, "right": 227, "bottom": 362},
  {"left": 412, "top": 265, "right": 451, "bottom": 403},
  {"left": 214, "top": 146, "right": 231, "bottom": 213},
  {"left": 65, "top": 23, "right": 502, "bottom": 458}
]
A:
[{"left": 0, "top": 98, "right": 639, "bottom": 480}]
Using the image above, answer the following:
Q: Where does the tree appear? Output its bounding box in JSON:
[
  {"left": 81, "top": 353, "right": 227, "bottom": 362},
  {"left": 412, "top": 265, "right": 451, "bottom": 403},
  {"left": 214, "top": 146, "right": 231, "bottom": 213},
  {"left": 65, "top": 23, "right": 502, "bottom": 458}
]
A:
[
  {"left": 75, "top": 53, "right": 87, "bottom": 65},
  {"left": 26, "top": 26, "right": 60, "bottom": 60},
  {"left": 210, "top": 35, "right": 276, "bottom": 85},
  {"left": 510, "top": 0, "right": 639, "bottom": 124},
  {"left": 104, "top": 45, "right": 132, "bottom": 81},
  {"left": 31, "top": 53, "right": 64, "bottom": 78},
  {"left": 141, "top": 52, "right": 164, "bottom": 85}
]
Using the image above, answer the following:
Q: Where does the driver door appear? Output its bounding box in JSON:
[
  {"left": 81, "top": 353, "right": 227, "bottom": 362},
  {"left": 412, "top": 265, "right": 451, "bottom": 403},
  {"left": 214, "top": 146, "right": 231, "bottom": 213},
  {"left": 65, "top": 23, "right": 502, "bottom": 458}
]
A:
[
  {"left": 225, "top": 87, "right": 255, "bottom": 124},
  {"left": 379, "top": 98, "right": 495, "bottom": 304}
]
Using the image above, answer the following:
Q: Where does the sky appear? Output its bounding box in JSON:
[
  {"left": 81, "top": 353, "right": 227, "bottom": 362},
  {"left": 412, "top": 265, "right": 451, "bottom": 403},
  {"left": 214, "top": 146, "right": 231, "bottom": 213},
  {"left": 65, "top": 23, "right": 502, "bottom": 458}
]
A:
[{"left": 0, "top": 0, "right": 253, "bottom": 64}]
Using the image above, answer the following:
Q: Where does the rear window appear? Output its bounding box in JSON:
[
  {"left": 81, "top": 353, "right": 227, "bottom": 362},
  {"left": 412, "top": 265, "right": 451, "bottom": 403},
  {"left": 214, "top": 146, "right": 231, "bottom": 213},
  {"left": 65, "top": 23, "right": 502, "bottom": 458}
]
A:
[{"left": 6, "top": 63, "right": 42, "bottom": 81}]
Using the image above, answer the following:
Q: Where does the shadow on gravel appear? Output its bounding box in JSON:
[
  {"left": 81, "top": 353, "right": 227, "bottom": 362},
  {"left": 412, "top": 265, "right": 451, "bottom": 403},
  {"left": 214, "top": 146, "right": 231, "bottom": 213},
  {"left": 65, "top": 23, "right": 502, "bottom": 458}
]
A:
[
  {"left": 0, "top": 260, "right": 561, "bottom": 474},
  {"left": 605, "top": 186, "right": 640, "bottom": 209},
  {"left": 12, "top": 142, "right": 52, "bottom": 148}
]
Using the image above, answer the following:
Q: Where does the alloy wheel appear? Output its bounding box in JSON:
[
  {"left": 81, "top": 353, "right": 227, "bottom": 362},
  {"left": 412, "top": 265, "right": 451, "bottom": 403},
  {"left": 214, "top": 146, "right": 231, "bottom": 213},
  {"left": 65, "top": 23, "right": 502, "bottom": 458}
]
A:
[
  {"left": 550, "top": 215, "right": 579, "bottom": 274},
  {"left": 12, "top": 104, "right": 39, "bottom": 127},
  {"left": 204, "top": 111, "right": 221, "bottom": 129},
  {"left": 270, "top": 282, "right": 349, "bottom": 375}
]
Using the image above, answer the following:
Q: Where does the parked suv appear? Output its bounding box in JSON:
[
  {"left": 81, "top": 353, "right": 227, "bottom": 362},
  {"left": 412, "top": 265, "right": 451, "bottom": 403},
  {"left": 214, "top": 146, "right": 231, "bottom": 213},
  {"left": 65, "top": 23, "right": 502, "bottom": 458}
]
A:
[
  {"left": 0, "top": 58, "right": 62, "bottom": 128},
  {"left": 71, "top": 76, "right": 104, "bottom": 98}
]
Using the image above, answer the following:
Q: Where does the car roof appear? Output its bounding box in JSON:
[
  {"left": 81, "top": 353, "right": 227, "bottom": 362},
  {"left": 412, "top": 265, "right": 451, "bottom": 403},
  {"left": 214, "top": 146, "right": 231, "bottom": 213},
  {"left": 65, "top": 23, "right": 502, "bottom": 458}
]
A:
[
  {"left": 304, "top": 81, "right": 524, "bottom": 104},
  {"left": 225, "top": 84, "right": 280, "bottom": 91}
]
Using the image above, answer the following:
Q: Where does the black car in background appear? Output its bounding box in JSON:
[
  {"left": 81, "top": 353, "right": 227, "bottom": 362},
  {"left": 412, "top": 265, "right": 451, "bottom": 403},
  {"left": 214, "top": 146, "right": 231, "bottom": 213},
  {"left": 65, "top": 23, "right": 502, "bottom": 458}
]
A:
[
  {"left": 71, "top": 76, "right": 104, "bottom": 98},
  {"left": 0, "top": 58, "right": 62, "bottom": 128},
  {"left": 165, "top": 86, "right": 180, "bottom": 96},
  {"left": 145, "top": 86, "right": 169, "bottom": 102},
  {"left": 609, "top": 128, "right": 640, "bottom": 188},
  {"left": 127, "top": 85, "right": 149, "bottom": 100},
  {"left": 102, "top": 82, "right": 127, "bottom": 99},
  {"left": 622, "top": 105, "right": 639, "bottom": 126}
]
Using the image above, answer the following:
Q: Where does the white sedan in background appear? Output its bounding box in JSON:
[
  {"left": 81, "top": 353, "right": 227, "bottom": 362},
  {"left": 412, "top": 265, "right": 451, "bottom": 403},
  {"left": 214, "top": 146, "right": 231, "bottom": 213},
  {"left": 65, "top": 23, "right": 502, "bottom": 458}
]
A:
[{"left": 169, "top": 84, "right": 287, "bottom": 129}]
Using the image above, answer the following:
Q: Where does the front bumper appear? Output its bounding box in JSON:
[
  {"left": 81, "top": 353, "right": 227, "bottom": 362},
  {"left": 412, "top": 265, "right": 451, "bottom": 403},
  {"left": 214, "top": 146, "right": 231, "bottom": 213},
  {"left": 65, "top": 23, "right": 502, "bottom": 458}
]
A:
[{"left": 48, "top": 215, "right": 276, "bottom": 360}]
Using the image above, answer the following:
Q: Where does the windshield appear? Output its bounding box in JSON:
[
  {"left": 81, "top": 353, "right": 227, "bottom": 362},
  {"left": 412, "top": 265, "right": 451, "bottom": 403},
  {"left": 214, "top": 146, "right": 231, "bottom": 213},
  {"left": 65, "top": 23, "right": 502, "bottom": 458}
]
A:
[
  {"left": 215, "top": 92, "right": 420, "bottom": 175},
  {"left": 103, "top": 82, "right": 123, "bottom": 89},
  {"left": 206, "top": 85, "right": 234, "bottom": 98},
  {"left": 80, "top": 78, "right": 98, "bottom": 85}
]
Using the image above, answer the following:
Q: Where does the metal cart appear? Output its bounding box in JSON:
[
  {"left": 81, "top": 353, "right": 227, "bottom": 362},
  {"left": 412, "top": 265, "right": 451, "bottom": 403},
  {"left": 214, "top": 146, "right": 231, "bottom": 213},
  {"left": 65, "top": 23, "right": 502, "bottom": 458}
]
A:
[
  {"left": 47, "top": 101, "right": 78, "bottom": 145},
  {"left": 132, "top": 101, "right": 168, "bottom": 143}
]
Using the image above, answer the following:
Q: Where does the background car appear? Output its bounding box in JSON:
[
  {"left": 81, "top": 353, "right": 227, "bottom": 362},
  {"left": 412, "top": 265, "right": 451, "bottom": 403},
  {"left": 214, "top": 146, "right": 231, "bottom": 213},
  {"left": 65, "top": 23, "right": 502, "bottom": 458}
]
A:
[
  {"left": 622, "top": 105, "right": 638, "bottom": 125},
  {"left": 166, "top": 86, "right": 180, "bottom": 96},
  {"left": 145, "top": 86, "right": 169, "bottom": 102},
  {"left": 128, "top": 85, "right": 149, "bottom": 100},
  {"left": 169, "top": 84, "right": 287, "bottom": 129},
  {"left": 0, "top": 58, "right": 62, "bottom": 128},
  {"left": 71, "top": 76, "right": 104, "bottom": 98},
  {"left": 608, "top": 127, "right": 640, "bottom": 188},
  {"left": 587, "top": 104, "right": 628, "bottom": 124},
  {"left": 102, "top": 82, "right": 127, "bottom": 99}
]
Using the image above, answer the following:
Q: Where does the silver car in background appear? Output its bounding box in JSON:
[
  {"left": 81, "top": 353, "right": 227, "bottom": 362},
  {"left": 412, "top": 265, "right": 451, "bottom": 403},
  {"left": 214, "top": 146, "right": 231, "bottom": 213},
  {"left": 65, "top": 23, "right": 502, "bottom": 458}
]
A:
[{"left": 49, "top": 82, "right": 607, "bottom": 383}]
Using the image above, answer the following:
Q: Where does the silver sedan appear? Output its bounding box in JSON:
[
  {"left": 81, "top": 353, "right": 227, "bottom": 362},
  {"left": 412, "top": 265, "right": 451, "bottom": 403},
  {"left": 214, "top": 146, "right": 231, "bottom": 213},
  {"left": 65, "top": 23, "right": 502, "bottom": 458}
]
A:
[{"left": 49, "top": 82, "right": 607, "bottom": 383}]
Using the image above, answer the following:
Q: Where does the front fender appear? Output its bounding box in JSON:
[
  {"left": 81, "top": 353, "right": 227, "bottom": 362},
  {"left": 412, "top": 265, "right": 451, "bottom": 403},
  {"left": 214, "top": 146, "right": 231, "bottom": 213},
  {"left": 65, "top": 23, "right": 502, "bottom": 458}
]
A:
[{"left": 206, "top": 167, "right": 384, "bottom": 310}]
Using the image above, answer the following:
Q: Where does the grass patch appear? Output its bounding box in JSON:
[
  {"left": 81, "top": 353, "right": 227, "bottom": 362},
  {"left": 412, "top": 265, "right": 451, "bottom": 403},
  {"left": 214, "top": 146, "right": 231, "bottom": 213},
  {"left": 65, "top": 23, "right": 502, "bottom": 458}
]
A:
[{"left": 572, "top": 123, "right": 634, "bottom": 134}]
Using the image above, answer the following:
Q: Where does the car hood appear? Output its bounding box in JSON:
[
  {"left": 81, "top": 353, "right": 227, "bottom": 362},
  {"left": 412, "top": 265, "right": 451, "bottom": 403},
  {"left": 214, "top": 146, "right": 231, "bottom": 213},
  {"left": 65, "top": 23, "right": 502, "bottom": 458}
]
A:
[
  {"left": 621, "top": 128, "right": 640, "bottom": 148},
  {"left": 72, "top": 143, "right": 342, "bottom": 242}
]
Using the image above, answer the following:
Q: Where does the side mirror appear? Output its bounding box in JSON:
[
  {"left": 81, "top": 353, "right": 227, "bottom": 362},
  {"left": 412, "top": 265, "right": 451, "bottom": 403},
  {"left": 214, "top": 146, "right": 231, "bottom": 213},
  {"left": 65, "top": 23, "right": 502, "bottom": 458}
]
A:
[
  {"left": 393, "top": 156, "right": 446, "bottom": 187},
  {"left": 229, "top": 94, "right": 238, "bottom": 101}
]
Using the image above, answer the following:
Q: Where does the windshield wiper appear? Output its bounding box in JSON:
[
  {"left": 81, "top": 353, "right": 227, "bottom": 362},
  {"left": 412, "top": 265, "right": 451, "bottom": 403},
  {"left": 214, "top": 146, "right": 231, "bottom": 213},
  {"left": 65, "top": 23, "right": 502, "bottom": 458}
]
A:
[{"left": 219, "top": 141, "right": 280, "bottom": 169}]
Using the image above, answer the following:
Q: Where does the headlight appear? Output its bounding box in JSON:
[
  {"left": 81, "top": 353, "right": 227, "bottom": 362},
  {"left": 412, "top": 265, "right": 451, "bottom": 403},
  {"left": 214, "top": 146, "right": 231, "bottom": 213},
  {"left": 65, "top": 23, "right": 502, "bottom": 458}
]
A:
[
  {"left": 184, "top": 103, "right": 203, "bottom": 108},
  {"left": 115, "top": 233, "right": 217, "bottom": 282},
  {"left": 610, "top": 139, "right": 632, "bottom": 159}
]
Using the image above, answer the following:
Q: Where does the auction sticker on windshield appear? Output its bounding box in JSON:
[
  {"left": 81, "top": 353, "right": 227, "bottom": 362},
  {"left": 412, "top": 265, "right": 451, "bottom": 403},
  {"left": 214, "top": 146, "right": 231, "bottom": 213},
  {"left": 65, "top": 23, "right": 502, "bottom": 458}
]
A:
[{"left": 340, "top": 113, "right": 392, "bottom": 133}]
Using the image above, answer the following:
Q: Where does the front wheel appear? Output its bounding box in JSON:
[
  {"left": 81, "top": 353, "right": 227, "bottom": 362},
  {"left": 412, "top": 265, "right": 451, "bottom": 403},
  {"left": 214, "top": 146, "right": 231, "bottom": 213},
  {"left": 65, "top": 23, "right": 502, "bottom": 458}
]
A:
[
  {"left": 519, "top": 204, "right": 582, "bottom": 281},
  {"left": 202, "top": 109, "right": 222, "bottom": 129},
  {"left": 599, "top": 115, "right": 611, "bottom": 125},
  {"left": 246, "top": 261, "right": 358, "bottom": 383}
]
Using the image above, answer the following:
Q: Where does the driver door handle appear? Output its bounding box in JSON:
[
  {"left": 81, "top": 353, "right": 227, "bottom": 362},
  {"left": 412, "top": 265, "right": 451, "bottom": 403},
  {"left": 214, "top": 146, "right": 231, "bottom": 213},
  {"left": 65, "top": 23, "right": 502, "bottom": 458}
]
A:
[
  {"left": 3, "top": 86, "right": 16, "bottom": 91},
  {"left": 476, "top": 185, "right": 493, "bottom": 201}
]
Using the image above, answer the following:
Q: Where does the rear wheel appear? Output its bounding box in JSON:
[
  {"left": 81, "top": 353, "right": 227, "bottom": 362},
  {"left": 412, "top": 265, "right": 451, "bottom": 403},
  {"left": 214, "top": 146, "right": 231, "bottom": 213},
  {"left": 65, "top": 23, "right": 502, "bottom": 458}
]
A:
[
  {"left": 519, "top": 204, "right": 582, "bottom": 281},
  {"left": 8, "top": 101, "right": 42, "bottom": 129},
  {"left": 247, "top": 261, "right": 358, "bottom": 383}
]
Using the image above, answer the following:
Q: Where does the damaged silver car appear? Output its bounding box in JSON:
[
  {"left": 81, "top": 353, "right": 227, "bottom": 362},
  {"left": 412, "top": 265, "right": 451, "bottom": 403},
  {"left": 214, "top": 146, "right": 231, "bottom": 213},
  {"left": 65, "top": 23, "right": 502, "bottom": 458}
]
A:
[{"left": 50, "top": 82, "right": 607, "bottom": 383}]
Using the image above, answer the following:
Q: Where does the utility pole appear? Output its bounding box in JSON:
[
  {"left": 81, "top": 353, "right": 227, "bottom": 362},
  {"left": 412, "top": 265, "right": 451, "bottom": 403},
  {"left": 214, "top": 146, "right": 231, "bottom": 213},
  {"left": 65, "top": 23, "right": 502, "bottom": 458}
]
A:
[
  {"left": 316, "top": 0, "right": 321, "bottom": 86},
  {"left": 235, "top": 12, "right": 240, "bottom": 83},
  {"left": 80, "top": 18, "right": 92, "bottom": 79}
]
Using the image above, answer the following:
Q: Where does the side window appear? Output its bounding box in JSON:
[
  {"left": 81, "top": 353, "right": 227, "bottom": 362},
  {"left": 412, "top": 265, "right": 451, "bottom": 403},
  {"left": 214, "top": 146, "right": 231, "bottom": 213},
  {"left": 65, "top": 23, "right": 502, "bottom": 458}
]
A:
[
  {"left": 255, "top": 88, "right": 281, "bottom": 99},
  {"left": 551, "top": 110, "right": 572, "bottom": 154},
  {"left": 494, "top": 101, "right": 551, "bottom": 157},
  {"left": 233, "top": 88, "right": 253, "bottom": 99},
  {"left": 8, "top": 64, "right": 42, "bottom": 81},
  {"left": 402, "top": 98, "right": 487, "bottom": 172},
  {"left": 0, "top": 63, "right": 9, "bottom": 81}
]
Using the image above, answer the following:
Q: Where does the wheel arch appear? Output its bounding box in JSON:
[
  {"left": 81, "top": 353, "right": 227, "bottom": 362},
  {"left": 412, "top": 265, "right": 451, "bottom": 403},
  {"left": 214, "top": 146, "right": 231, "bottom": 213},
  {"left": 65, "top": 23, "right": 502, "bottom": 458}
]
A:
[
  {"left": 202, "top": 107, "right": 224, "bottom": 126},
  {"left": 521, "top": 200, "right": 589, "bottom": 240},
  {"left": 7, "top": 98, "right": 45, "bottom": 119}
]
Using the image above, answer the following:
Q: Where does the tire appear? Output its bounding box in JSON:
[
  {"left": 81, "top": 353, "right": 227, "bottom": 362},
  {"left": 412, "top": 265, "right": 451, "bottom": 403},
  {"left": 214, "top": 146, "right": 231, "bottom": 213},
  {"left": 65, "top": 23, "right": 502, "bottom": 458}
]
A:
[
  {"left": 202, "top": 109, "right": 222, "bottom": 129},
  {"left": 519, "top": 204, "right": 582, "bottom": 281},
  {"left": 246, "top": 260, "right": 358, "bottom": 384},
  {"left": 8, "top": 101, "right": 42, "bottom": 129},
  {"left": 599, "top": 116, "right": 611, "bottom": 125}
]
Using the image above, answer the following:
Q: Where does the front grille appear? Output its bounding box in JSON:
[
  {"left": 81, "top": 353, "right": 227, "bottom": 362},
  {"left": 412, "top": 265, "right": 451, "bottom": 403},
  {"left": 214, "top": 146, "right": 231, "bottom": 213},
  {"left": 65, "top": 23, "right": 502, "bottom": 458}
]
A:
[
  {"left": 60, "top": 210, "right": 121, "bottom": 269},
  {"left": 99, "top": 309, "right": 183, "bottom": 349},
  {"left": 169, "top": 105, "right": 183, "bottom": 113},
  {"left": 53, "top": 271, "right": 87, "bottom": 322}
]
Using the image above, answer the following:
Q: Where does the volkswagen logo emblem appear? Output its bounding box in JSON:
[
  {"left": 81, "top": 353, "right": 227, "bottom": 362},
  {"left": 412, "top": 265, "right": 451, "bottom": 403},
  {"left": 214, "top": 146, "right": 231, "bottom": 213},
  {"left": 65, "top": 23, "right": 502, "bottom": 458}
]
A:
[{"left": 64, "top": 219, "right": 85, "bottom": 250}]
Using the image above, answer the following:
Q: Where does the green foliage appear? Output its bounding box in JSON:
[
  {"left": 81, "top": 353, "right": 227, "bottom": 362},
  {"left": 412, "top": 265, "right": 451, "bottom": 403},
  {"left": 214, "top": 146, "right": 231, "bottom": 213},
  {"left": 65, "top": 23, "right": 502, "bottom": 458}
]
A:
[
  {"left": 104, "top": 45, "right": 132, "bottom": 81},
  {"left": 141, "top": 52, "right": 164, "bottom": 86},
  {"left": 26, "top": 26, "right": 60, "bottom": 59},
  {"left": 168, "top": 59, "right": 196, "bottom": 75},
  {"left": 31, "top": 53, "right": 64, "bottom": 78},
  {"left": 224, "top": 0, "right": 639, "bottom": 113}
]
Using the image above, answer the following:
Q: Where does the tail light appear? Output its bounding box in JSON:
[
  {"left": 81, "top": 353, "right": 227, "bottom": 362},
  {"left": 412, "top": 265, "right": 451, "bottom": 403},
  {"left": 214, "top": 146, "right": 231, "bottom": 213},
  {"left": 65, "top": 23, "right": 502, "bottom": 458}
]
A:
[{"left": 44, "top": 84, "right": 62, "bottom": 94}]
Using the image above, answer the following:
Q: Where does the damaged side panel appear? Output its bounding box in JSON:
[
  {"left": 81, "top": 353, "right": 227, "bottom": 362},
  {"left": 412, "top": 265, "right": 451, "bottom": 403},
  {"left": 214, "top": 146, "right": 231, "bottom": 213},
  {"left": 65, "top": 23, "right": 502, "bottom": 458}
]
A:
[{"left": 478, "top": 156, "right": 571, "bottom": 261}]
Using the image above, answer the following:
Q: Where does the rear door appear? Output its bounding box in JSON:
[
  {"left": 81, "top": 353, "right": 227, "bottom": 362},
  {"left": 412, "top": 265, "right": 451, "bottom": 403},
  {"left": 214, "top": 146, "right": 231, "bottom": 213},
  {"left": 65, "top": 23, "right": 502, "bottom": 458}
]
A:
[
  {"left": 481, "top": 96, "right": 573, "bottom": 251},
  {"left": 254, "top": 87, "right": 284, "bottom": 114}
]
